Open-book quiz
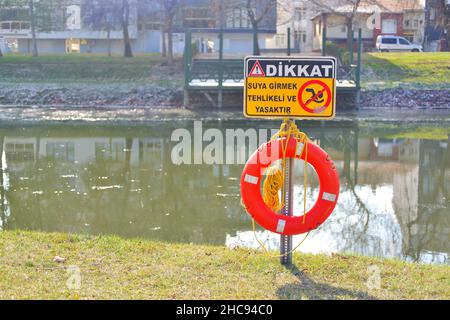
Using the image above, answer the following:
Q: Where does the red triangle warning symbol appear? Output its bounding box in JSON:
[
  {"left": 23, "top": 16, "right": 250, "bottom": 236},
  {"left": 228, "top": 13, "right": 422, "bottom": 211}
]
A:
[{"left": 249, "top": 60, "right": 266, "bottom": 77}]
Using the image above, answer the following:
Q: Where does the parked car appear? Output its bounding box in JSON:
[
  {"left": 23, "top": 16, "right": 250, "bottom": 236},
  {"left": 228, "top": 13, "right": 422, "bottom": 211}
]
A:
[{"left": 376, "top": 35, "right": 423, "bottom": 52}]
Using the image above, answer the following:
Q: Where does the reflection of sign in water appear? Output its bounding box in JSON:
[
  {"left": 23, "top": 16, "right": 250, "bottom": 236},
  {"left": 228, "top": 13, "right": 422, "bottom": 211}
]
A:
[
  {"left": 66, "top": 5, "right": 81, "bottom": 30},
  {"left": 244, "top": 57, "right": 337, "bottom": 119}
]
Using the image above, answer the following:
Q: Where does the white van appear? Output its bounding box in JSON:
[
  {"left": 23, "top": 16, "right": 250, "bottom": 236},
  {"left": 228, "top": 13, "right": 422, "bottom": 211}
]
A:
[{"left": 376, "top": 35, "right": 423, "bottom": 52}]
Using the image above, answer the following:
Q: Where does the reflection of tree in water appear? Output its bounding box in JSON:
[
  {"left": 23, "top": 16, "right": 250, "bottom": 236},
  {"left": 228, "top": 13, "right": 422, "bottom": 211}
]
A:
[
  {"left": 0, "top": 123, "right": 448, "bottom": 264},
  {"left": 398, "top": 139, "right": 450, "bottom": 264},
  {"left": 305, "top": 128, "right": 403, "bottom": 259}
]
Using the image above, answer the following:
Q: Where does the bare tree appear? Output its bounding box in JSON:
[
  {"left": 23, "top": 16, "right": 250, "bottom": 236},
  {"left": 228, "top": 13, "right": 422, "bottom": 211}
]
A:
[
  {"left": 121, "top": 0, "right": 133, "bottom": 57},
  {"left": 159, "top": 0, "right": 183, "bottom": 65},
  {"left": 310, "top": 0, "right": 364, "bottom": 51},
  {"left": 83, "top": 0, "right": 122, "bottom": 57},
  {"left": 435, "top": 0, "right": 450, "bottom": 44},
  {"left": 246, "top": 0, "right": 277, "bottom": 55},
  {"left": 28, "top": 0, "right": 38, "bottom": 56},
  {"left": 0, "top": 0, "right": 6, "bottom": 57}
]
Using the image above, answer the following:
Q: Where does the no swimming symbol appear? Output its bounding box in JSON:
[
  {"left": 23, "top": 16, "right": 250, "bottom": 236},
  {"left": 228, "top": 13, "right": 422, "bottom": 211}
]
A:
[{"left": 298, "top": 80, "right": 332, "bottom": 114}]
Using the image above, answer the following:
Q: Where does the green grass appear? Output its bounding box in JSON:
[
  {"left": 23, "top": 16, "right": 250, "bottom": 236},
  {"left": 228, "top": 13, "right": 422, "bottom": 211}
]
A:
[
  {"left": 0, "top": 53, "right": 167, "bottom": 63},
  {"left": 357, "top": 123, "right": 450, "bottom": 140},
  {"left": 0, "top": 53, "right": 183, "bottom": 85},
  {"left": 0, "top": 231, "right": 448, "bottom": 300},
  {"left": 363, "top": 52, "right": 450, "bottom": 89}
]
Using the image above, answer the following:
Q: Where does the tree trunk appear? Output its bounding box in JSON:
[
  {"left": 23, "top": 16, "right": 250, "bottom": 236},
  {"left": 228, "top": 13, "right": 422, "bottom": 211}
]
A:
[
  {"left": 107, "top": 26, "right": 112, "bottom": 57},
  {"left": 122, "top": 0, "right": 133, "bottom": 58},
  {"left": 167, "top": 17, "right": 174, "bottom": 65},
  {"left": 0, "top": 48, "right": 3, "bottom": 57},
  {"left": 346, "top": 17, "right": 353, "bottom": 56},
  {"left": 161, "top": 22, "right": 167, "bottom": 57},
  {"left": 252, "top": 25, "right": 260, "bottom": 55},
  {"left": 30, "top": 0, "right": 38, "bottom": 57}
]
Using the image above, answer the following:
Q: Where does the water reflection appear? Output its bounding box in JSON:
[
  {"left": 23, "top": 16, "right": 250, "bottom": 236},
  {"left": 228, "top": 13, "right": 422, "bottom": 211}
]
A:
[{"left": 0, "top": 121, "right": 448, "bottom": 265}]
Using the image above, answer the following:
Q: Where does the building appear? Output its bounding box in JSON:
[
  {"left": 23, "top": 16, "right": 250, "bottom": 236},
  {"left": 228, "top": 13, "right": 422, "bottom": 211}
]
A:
[
  {"left": 0, "top": 0, "right": 152, "bottom": 55},
  {"left": 181, "top": 0, "right": 277, "bottom": 56},
  {"left": 275, "top": 0, "right": 320, "bottom": 52},
  {"left": 0, "top": 0, "right": 277, "bottom": 56},
  {"left": 310, "top": 0, "right": 426, "bottom": 52}
]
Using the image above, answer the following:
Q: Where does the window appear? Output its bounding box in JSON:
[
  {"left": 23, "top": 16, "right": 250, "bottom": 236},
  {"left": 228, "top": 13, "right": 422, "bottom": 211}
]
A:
[
  {"left": 382, "top": 19, "right": 397, "bottom": 34},
  {"left": 95, "top": 142, "right": 125, "bottom": 162},
  {"left": 225, "top": 7, "right": 251, "bottom": 29},
  {"left": 275, "top": 34, "right": 286, "bottom": 47},
  {"left": 294, "top": 31, "right": 307, "bottom": 47},
  {"left": 399, "top": 38, "right": 410, "bottom": 45},
  {"left": 294, "top": 7, "right": 306, "bottom": 21},
  {"left": 5, "top": 143, "right": 34, "bottom": 162},
  {"left": 430, "top": 8, "right": 436, "bottom": 21},
  {"left": 11, "top": 22, "right": 20, "bottom": 30},
  {"left": 404, "top": 35, "right": 414, "bottom": 42},
  {"left": 382, "top": 38, "right": 397, "bottom": 44},
  {"left": 404, "top": 20, "right": 410, "bottom": 28},
  {"left": 46, "top": 142, "right": 75, "bottom": 162},
  {"left": 184, "top": 7, "right": 216, "bottom": 28}
]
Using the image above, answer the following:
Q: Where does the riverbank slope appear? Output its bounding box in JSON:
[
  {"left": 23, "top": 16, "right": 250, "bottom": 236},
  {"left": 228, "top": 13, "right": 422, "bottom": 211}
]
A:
[
  {"left": 1, "top": 53, "right": 449, "bottom": 108},
  {"left": 0, "top": 231, "right": 448, "bottom": 300}
]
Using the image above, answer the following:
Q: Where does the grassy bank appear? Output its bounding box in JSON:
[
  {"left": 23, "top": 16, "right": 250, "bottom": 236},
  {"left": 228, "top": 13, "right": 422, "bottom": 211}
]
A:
[
  {"left": 0, "top": 231, "right": 448, "bottom": 300},
  {"left": 0, "top": 53, "right": 182, "bottom": 86},
  {"left": 363, "top": 52, "right": 450, "bottom": 89}
]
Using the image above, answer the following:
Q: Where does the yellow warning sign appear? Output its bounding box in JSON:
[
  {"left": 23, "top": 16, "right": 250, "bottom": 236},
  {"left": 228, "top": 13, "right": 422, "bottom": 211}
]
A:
[{"left": 244, "top": 57, "right": 337, "bottom": 119}]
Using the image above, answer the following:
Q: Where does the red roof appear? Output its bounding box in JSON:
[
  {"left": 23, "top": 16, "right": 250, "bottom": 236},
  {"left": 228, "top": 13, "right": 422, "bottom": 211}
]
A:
[{"left": 364, "top": 0, "right": 424, "bottom": 12}]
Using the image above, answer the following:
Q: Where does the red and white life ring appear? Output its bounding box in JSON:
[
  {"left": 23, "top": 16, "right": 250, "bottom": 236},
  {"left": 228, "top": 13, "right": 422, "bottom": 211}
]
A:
[{"left": 240, "top": 138, "right": 339, "bottom": 236}]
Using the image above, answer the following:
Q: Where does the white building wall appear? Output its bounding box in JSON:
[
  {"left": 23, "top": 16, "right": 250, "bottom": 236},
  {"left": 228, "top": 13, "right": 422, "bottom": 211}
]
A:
[
  {"left": 403, "top": 10, "right": 426, "bottom": 43},
  {"left": 275, "top": 0, "right": 320, "bottom": 52}
]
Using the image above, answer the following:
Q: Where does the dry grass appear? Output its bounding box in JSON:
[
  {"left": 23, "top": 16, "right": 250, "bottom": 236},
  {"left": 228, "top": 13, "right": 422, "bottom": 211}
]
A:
[{"left": 0, "top": 231, "right": 448, "bottom": 300}]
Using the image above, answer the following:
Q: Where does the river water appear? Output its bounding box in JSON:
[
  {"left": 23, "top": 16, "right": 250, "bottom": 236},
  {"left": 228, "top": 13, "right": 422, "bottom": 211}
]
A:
[{"left": 0, "top": 118, "right": 448, "bottom": 265}]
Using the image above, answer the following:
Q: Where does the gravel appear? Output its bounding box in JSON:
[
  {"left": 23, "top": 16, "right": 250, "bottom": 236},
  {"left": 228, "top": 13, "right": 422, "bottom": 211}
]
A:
[
  {"left": 361, "top": 88, "right": 450, "bottom": 109},
  {"left": 0, "top": 84, "right": 449, "bottom": 109},
  {"left": 0, "top": 84, "right": 184, "bottom": 108}
]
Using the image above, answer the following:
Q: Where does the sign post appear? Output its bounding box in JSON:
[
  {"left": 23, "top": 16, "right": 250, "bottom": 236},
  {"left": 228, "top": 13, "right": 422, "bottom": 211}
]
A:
[
  {"left": 244, "top": 57, "right": 337, "bottom": 119},
  {"left": 243, "top": 56, "right": 337, "bottom": 265},
  {"left": 280, "top": 119, "right": 295, "bottom": 265}
]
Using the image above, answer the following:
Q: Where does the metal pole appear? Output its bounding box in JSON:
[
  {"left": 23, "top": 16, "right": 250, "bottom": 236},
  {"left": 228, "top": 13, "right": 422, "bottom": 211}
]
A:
[
  {"left": 349, "top": 29, "right": 354, "bottom": 65},
  {"left": 218, "top": 28, "right": 224, "bottom": 108},
  {"left": 287, "top": 27, "right": 291, "bottom": 56},
  {"left": 354, "top": 127, "right": 359, "bottom": 184},
  {"left": 356, "top": 28, "right": 362, "bottom": 88},
  {"left": 280, "top": 119, "right": 294, "bottom": 265},
  {"left": 183, "top": 29, "right": 192, "bottom": 107},
  {"left": 356, "top": 28, "right": 362, "bottom": 108}
]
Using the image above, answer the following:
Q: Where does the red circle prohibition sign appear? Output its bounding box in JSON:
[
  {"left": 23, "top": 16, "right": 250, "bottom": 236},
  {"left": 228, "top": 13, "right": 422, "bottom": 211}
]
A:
[{"left": 298, "top": 80, "right": 332, "bottom": 114}]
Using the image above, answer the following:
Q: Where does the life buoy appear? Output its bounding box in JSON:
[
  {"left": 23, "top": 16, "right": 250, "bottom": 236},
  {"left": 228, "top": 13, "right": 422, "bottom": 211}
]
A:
[{"left": 240, "top": 138, "right": 339, "bottom": 236}]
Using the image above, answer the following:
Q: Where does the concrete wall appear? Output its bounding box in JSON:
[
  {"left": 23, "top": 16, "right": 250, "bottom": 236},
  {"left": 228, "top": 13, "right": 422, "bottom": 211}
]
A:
[
  {"left": 135, "top": 30, "right": 161, "bottom": 54},
  {"left": 18, "top": 39, "right": 66, "bottom": 54},
  {"left": 192, "top": 32, "right": 269, "bottom": 55},
  {"left": 325, "top": 15, "right": 373, "bottom": 39},
  {"left": 16, "top": 31, "right": 162, "bottom": 55},
  {"left": 79, "top": 39, "right": 125, "bottom": 55}
]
